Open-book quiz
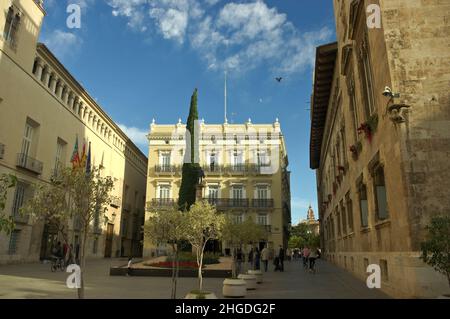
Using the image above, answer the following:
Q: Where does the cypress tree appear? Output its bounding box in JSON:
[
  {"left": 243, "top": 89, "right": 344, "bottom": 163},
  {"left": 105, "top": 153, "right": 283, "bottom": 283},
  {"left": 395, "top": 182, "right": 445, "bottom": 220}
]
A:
[{"left": 178, "top": 88, "right": 200, "bottom": 211}]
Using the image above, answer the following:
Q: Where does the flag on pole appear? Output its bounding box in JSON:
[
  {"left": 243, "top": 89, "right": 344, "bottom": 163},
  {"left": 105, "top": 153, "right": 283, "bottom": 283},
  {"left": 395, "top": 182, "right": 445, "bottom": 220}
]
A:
[
  {"left": 86, "top": 142, "right": 91, "bottom": 175},
  {"left": 70, "top": 135, "right": 80, "bottom": 168},
  {"left": 80, "top": 139, "right": 87, "bottom": 167}
]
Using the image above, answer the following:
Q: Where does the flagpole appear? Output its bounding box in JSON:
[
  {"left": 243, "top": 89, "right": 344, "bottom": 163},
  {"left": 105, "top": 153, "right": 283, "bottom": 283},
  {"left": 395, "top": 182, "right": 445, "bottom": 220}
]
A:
[{"left": 224, "top": 70, "right": 228, "bottom": 124}]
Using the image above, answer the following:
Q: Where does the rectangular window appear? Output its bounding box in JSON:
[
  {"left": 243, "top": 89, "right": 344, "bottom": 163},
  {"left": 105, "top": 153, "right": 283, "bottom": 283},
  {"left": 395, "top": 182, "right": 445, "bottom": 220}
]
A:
[
  {"left": 160, "top": 152, "right": 171, "bottom": 169},
  {"left": 358, "top": 182, "right": 369, "bottom": 228},
  {"left": 257, "top": 151, "right": 269, "bottom": 166},
  {"left": 359, "top": 37, "right": 376, "bottom": 119},
  {"left": 158, "top": 185, "right": 170, "bottom": 199},
  {"left": 345, "top": 192, "right": 354, "bottom": 232},
  {"left": 363, "top": 257, "right": 369, "bottom": 271},
  {"left": 232, "top": 186, "right": 243, "bottom": 199},
  {"left": 54, "top": 138, "right": 66, "bottom": 171},
  {"left": 21, "top": 123, "right": 34, "bottom": 159},
  {"left": 93, "top": 238, "right": 98, "bottom": 254},
  {"left": 8, "top": 229, "right": 21, "bottom": 255},
  {"left": 233, "top": 213, "right": 243, "bottom": 224},
  {"left": 208, "top": 185, "right": 219, "bottom": 204},
  {"left": 3, "top": 6, "right": 20, "bottom": 48},
  {"left": 340, "top": 200, "right": 347, "bottom": 235},
  {"left": 257, "top": 214, "right": 268, "bottom": 225},
  {"left": 12, "top": 182, "right": 27, "bottom": 218},
  {"left": 373, "top": 165, "right": 388, "bottom": 220},
  {"left": 336, "top": 209, "right": 341, "bottom": 236},
  {"left": 256, "top": 186, "right": 268, "bottom": 199}
]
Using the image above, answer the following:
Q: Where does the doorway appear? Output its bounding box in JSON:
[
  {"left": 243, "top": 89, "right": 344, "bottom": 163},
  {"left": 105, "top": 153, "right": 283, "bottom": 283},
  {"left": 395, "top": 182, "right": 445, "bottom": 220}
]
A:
[{"left": 104, "top": 223, "right": 114, "bottom": 258}]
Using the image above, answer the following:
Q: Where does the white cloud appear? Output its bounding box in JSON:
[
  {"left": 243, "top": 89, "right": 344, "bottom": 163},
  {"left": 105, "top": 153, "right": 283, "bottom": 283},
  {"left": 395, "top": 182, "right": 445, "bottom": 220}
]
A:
[
  {"left": 42, "top": 30, "right": 82, "bottom": 59},
  {"left": 106, "top": 0, "right": 333, "bottom": 74},
  {"left": 118, "top": 124, "right": 148, "bottom": 149}
]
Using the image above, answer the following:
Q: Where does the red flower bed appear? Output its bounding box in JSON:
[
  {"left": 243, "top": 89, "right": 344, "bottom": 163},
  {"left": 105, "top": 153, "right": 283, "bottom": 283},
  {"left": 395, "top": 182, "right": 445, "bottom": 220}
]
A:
[{"left": 149, "top": 261, "right": 198, "bottom": 269}]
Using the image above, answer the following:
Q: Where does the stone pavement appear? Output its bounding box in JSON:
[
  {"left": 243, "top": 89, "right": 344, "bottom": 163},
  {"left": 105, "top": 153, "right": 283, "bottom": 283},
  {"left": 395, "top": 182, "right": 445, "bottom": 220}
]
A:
[{"left": 0, "top": 258, "right": 389, "bottom": 299}]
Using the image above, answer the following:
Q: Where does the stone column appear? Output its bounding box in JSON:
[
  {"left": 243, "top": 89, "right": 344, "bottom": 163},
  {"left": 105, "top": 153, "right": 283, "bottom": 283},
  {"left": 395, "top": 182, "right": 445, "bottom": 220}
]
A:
[
  {"left": 68, "top": 93, "right": 75, "bottom": 109},
  {"left": 55, "top": 81, "right": 63, "bottom": 98},
  {"left": 61, "top": 87, "right": 69, "bottom": 104},
  {"left": 49, "top": 75, "right": 57, "bottom": 93},
  {"left": 35, "top": 60, "right": 44, "bottom": 79},
  {"left": 41, "top": 68, "right": 49, "bottom": 85}
]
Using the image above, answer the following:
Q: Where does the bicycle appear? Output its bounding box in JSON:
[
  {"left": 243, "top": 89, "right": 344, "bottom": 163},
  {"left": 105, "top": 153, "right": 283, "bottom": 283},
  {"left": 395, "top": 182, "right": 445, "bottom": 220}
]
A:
[{"left": 50, "top": 256, "right": 65, "bottom": 272}]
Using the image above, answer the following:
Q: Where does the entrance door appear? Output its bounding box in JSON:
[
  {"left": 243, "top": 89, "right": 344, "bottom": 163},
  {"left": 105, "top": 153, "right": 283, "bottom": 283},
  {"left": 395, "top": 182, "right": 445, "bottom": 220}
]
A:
[{"left": 104, "top": 223, "right": 114, "bottom": 258}]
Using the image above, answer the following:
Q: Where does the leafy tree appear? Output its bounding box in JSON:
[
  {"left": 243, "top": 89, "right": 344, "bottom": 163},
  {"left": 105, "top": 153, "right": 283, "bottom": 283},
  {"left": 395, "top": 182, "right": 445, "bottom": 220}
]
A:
[
  {"left": 182, "top": 201, "right": 225, "bottom": 292},
  {"left": 222, "top": 216, "right": 267, "bottom": 278},
  {"left": 178, "top": 88, "right": 200, "bottom": 211},
  {"left": 67, "top": 166, "right": 114, "bottom": 299},
  {"left": 290, "top": 223, "right": 320, "bottom": 248},
  {"left": 0, "top": 174, "right": 17, "bottom": 234},
  {"left": 144, "top": 206, "right": 186, "bottom": 299},
  {"left": 421, "top": 215, "right": 450, "bottom": 289},
  {"left": 21, "top": 176, "right": 71, "bottom": 246},
  {"left": 23, "top": 166, "right": 114, "bottom": 299}
]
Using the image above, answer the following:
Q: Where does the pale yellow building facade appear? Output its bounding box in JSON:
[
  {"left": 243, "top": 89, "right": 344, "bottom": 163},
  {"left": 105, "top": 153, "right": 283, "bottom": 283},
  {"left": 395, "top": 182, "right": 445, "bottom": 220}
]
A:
[
  {"left": 144, "top": 119, "right": 291, "bottom": 257},
  {"left": 310, "top": 0, "right": 450, "bottom": 298},
  {"left": 0, "top": 0, "right": 147, "bottom": 264}
]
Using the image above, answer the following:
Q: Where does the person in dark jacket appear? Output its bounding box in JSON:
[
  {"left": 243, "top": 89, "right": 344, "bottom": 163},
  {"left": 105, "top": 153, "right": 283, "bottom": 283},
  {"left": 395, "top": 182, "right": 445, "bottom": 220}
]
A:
[{"left": 278, "top": 245, "right": 285, "bottom": 272}]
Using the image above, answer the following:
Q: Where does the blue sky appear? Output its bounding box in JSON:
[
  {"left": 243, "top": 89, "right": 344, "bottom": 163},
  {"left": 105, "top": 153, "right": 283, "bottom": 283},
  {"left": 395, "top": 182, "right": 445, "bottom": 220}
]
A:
[{"left": 40, "top": 0, "right": 336, "bottom": 224}]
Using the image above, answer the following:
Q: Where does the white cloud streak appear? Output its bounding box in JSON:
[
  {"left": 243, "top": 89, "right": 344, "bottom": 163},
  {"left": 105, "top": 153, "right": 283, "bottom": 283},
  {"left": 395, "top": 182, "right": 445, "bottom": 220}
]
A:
[
  {"left": 118, "top": 124, "right": 148, "bottom": 150},
  {"left": 106, "top": 0, "right": 333, "bottom": 74},
  {"left": 42, "top": 30, "right": 83, "bottom": 59}
]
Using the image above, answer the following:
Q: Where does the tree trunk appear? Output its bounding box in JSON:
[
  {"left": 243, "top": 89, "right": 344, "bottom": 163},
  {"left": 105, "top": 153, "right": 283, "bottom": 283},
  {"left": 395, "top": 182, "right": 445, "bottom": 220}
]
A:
[
  {"left": 77, "top": 225, "right": 88, "bottom": 299},
  {"left": 170, "top": 243, "right": 176, "bottom": 299},
  {"left": 199, "top": 250, "right": 204, "bottom": 292}
]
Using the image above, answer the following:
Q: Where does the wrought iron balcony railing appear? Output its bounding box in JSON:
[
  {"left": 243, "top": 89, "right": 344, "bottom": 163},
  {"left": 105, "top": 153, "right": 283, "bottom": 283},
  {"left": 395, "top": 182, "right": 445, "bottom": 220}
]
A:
[
  {"left": 207, "top": 198, "right": 249, "bottom": 208},
  {"left": 252, "top": 199, "right": 274, "bottom": 208},
  {"left": 16, "top": 153, "right": 43, "bottom": 175},
  {"left": 154, "top": 165, "right": 178, "bottom": 173},
  {"left": 147, "top": 198, "right": 176, "bottom": 210},
  {"left": 203, "top": 164, "right": 223, "bottom": 174}
]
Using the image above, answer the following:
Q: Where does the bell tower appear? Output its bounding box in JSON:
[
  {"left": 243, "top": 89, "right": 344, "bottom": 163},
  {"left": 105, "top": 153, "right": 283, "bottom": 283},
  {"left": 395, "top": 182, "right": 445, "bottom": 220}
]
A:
[{"left": 0, "top": 0, "right": 45, "bottom": 72}]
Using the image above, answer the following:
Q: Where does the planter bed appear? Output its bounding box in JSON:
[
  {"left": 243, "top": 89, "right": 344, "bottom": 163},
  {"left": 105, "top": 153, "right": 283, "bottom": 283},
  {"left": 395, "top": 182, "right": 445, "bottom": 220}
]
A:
[{"left": 110, "top": 266, "right": 231, "bottom": 278}]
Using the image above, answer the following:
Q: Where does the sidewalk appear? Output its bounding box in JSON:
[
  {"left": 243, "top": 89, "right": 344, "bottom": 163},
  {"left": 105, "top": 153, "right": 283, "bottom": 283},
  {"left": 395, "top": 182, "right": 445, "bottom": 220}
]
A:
[{"left": 0, "top": 258, "right": 389, "bottom": 299}]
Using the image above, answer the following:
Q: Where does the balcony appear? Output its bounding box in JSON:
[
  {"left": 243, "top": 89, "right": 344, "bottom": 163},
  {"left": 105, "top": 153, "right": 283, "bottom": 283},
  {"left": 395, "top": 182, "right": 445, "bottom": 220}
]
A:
[
  {"left": 110, "top": 196, "right": 121, "bottom": 208},
  {"left": 0, "top": 143, "right": 4, "bottom": 159},
  {"left": 203, "top": 164, "right": 223, "bottom": 175},
  {"left": 207, "top": 198, "right": 249, "bottom": 209},
  {"left": 16, "top": 153, "right": 43, "bottom": 175},
  {"left": 252, "top": 199, "right": 274, "bottom": 209},
  {"left": 227, "top": 164, "right": 247, "bottom": 174},
  {"left": 147, "top": 198, "right": 176, "bottom": 210},
  {"left": 154, "top": 165, "right": 178, "bottom": 174},
  {"left": 263, "top": 225, "right": 272, "bottom": 233}
]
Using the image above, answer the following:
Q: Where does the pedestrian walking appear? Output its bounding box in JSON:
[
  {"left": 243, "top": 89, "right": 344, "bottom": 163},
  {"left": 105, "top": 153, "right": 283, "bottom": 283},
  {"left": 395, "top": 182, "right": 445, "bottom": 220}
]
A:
[
  {"left": 127, "top": 256, "right": 133, "bottom": 276},
  {"left": 261, "top": 246, "right": 269, "bottom": 272},
  {"left": 254, "top": 247, "right": 261, "bottom": 270},
  {"left": 236, "top": 248, "right": 243, "bottom": 275},
  {"left": 278, "top": 245, "right": 285, "bottom": 272},
  {"left": 309, "top": 248, "right": 319, "bottom": 273},
  {"left": 302, "top": 246, "right": 310, "bottom": 270},
  {"left": 248, "top": 247, "right": 254, "bottom": 270}
]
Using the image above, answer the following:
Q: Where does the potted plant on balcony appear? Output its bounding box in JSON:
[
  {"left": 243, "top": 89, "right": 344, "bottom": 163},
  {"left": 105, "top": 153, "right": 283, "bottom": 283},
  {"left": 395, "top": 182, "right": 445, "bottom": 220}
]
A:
[
  {"left": 357, "top": 114, "right": 379, "bottom": 143},
  {"left": 420, "top": 215, "right": 450, "bottom": 298},
  {"left": 182, "top": 201, "right": 225, "bottom": 299},
  {"left": 349, "top": 141, "right": 363, "bottom": 160}
]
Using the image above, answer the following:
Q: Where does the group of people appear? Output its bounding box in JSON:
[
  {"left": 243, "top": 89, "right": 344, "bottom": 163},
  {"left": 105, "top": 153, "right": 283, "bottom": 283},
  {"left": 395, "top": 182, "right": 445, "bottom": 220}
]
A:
[
  {"left": 300, "top": 246, "right": 321, "bottom": 272},
  {"left": 233, "top": 245, "right": 297, "bottom": 274},
  {"left": 51, "top": 241, "right": 79, "bottom": 267}
]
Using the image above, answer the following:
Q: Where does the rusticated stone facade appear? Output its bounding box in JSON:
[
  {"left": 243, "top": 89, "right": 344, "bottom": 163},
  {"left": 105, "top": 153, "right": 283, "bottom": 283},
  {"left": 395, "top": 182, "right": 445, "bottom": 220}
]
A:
[{"left": 310, "top": 0, "right": 450, "bottom": 298}]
